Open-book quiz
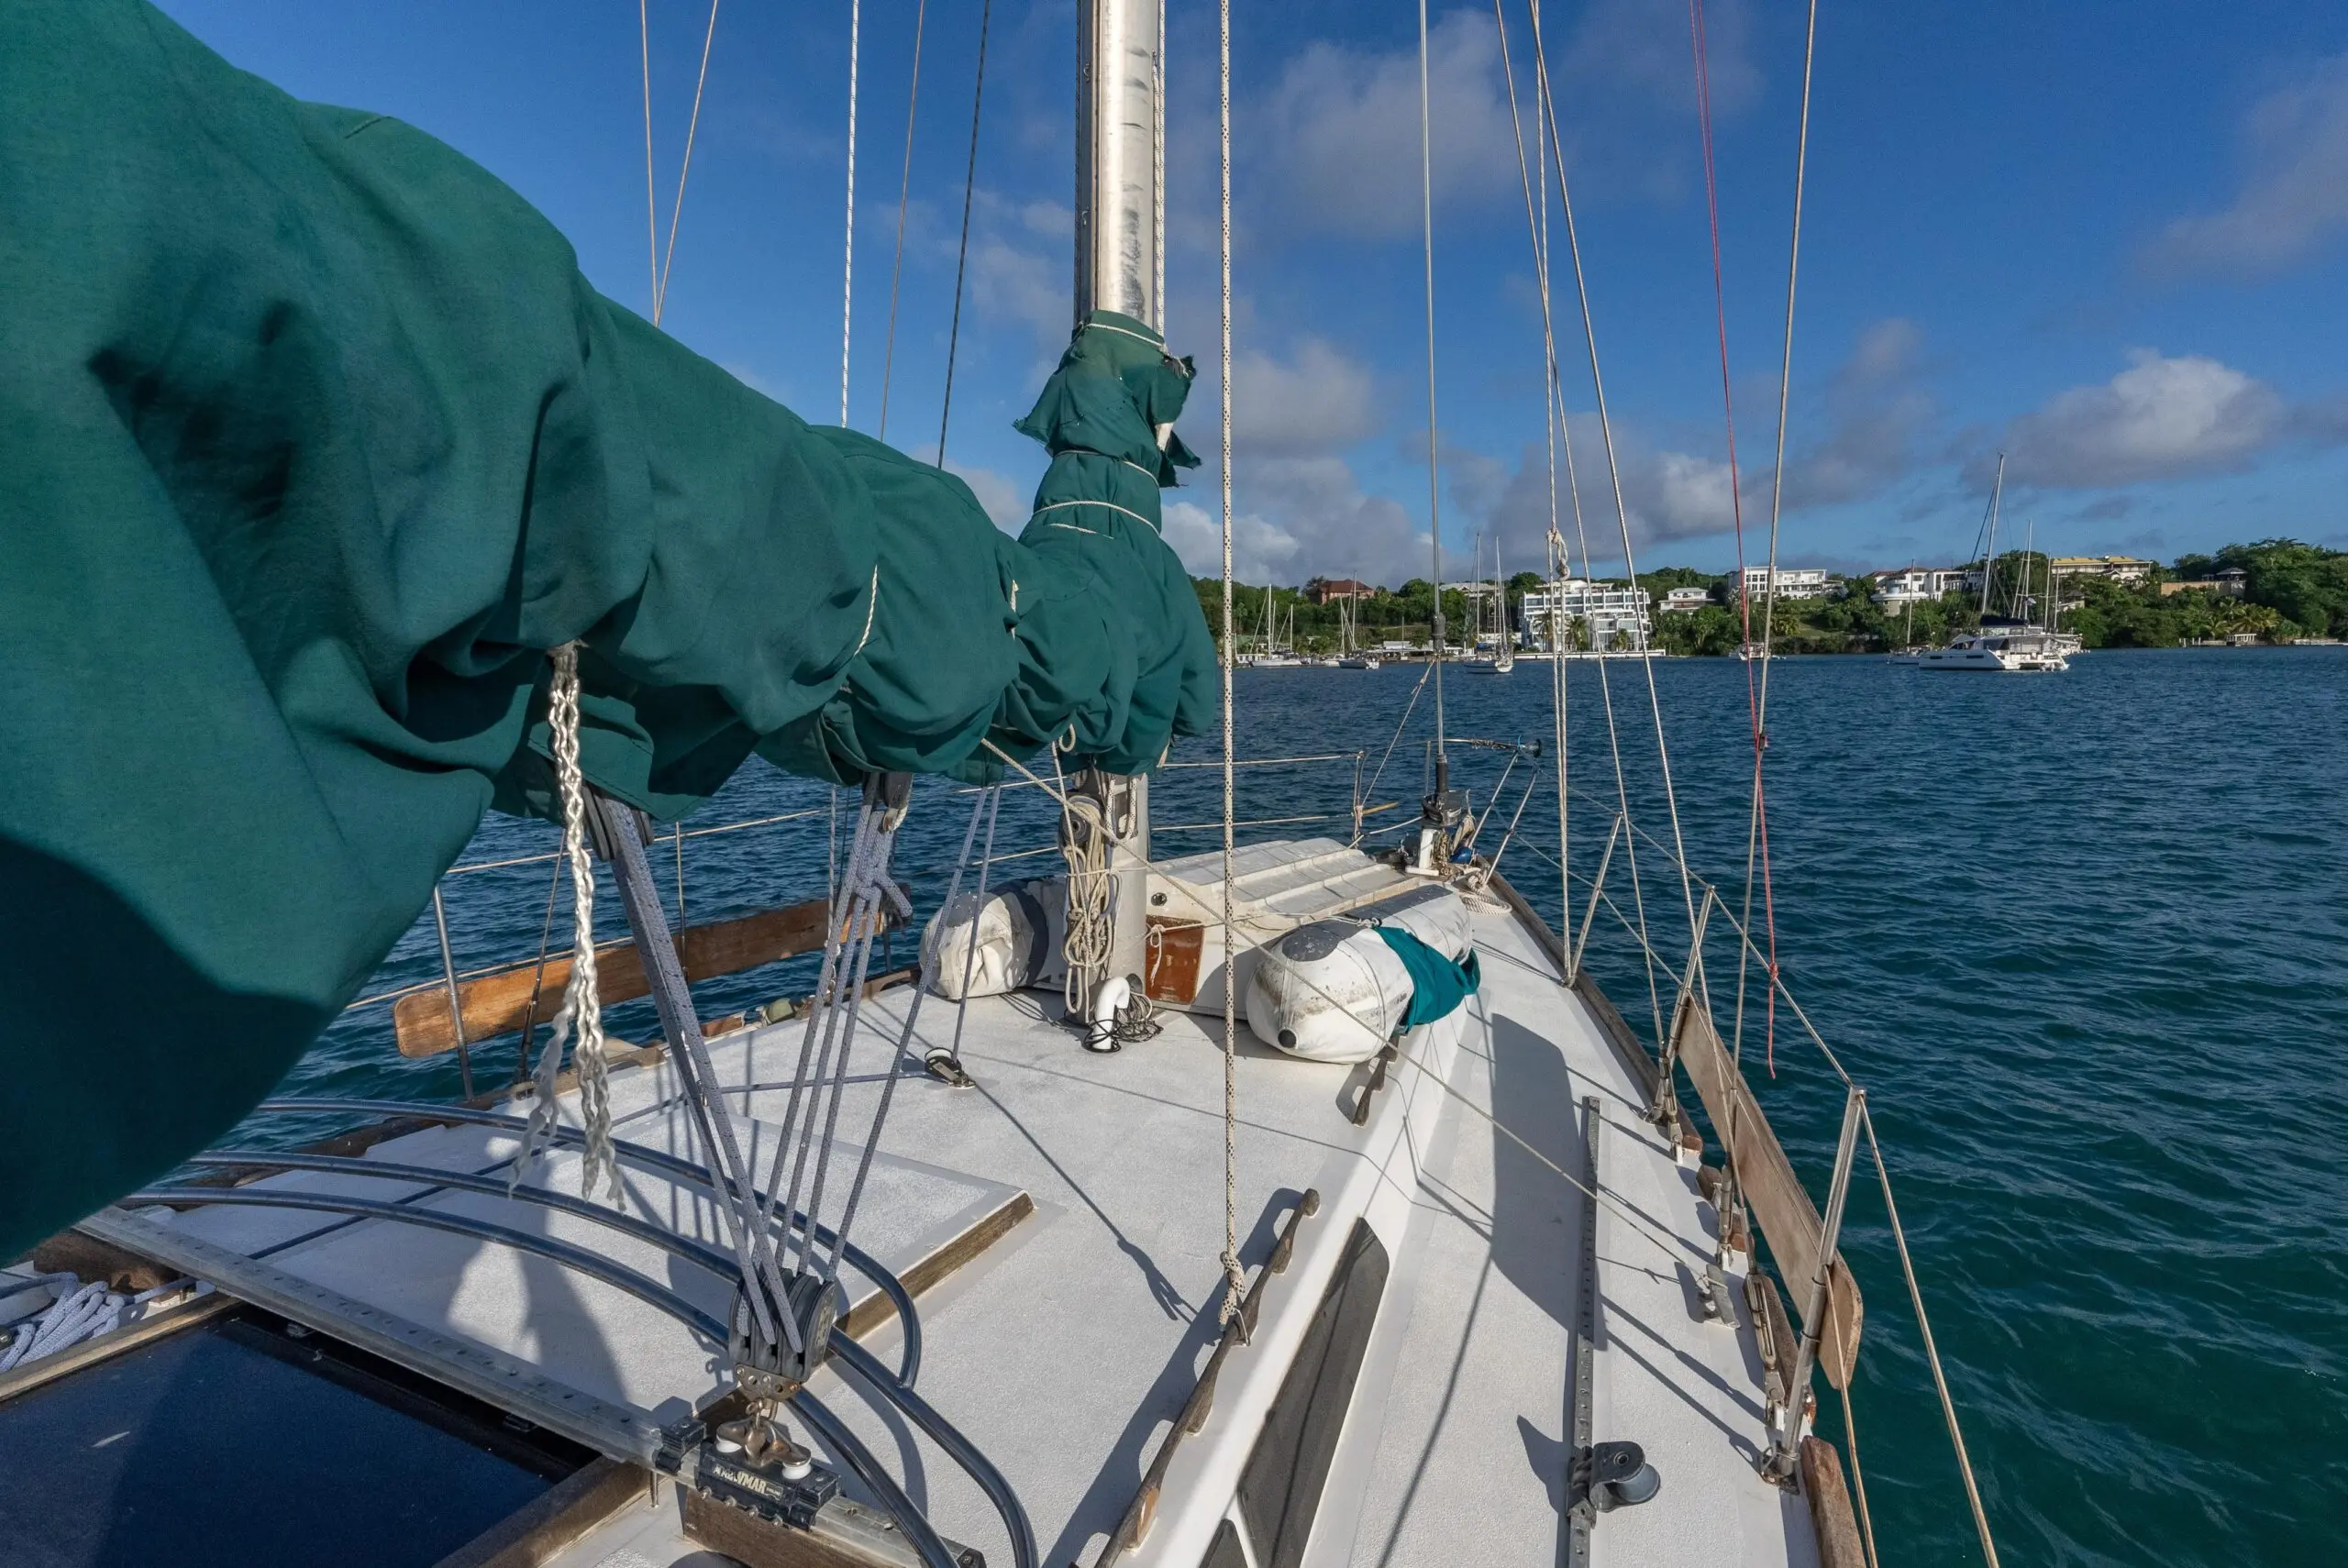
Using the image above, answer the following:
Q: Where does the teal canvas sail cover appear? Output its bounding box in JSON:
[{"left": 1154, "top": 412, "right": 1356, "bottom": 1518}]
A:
[
  {"left": 0, "top": 0, "right": 1213, "bottom": 1255},
  {"left": 998, "top": 309, "right": 1218, "bottom": 775},
  {"left": 1375, "top": 928, "right": 1483, "bottom": 1031}
]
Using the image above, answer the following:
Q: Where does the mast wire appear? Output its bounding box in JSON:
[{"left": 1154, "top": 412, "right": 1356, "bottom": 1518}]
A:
[
  {"left": 653, "top": 0, "right": 723, "bottom": 326},
  {"left": 1739, "top": 0, "right": 1819, "bottom": 1075},
  {"left": 1686, "top": 0, "right": 1781, "bottom": 1075},
  {"left": 936, "top": 0, "right": 994, "bottom": 466},
  {"left": 1418, "top": 0, "right": 1446, "bottom": 770},
  {"left": 878, "top": 0, "right": 930, "bottom": 441},
  {"left": 1513, "top": 3, "right": 1667, "bottom": 1046},
  {"left": 1525, "top": 15, "right": 1702, "bottom": 1000},
  {"left": 639, "top": 0, "right": 659, "bottom": 313}
]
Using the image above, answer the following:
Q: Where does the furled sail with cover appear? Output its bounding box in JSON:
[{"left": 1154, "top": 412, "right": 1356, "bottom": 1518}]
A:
[{"left": 0, "top": 0, "right": 1213, "bottom": 1256}]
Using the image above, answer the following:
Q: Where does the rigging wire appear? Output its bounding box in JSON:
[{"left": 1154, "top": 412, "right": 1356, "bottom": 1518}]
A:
[
  {"left": 1507, "top": 2, "right": 1664, "bottom": 1041},
  {"left": 877, "top": 0, "right": 930, "bottom": 441},
  {"left": 1862, "top": 1104, "right": 2004, "bottom": 1568},
  {"left": 1684, "top": 0, "right": 1781, "bottom": 1074},
  {"left": 1840, "top": 1379, "right": 1884, "bottom": 1568},
  {"left": 513, "top": 851, "right": 569, "bottom": 1085},
  {"left": 936, "top": 0, "right": 994, "bottom": 466},
  {"left": 1523, "top": 13, "right": 1700, "bottom": 977},
  {"left": 841, "top": 0, "right": 862, "bottom": 425},
  {"left": 1737, "top": 0, "right": 1820, "bottom": 1075},
  {"left": 653, "top": 0, "right": 724, "bottom": 326},
  {"left": 1217, "top": 0, "right": 1245, "bottom": 1327},
  {"left": 1488, "top": 0, "right": 1575, "bottom": 965},
  {"left": 1418, "top": 0, "right": 1447, "bottom": 774},
  {"left": 639, "top": 0, "right": 659, "bottom": 311},
  {"left": 1537, "top": 11, "right": 1569, "bottom": 952}
]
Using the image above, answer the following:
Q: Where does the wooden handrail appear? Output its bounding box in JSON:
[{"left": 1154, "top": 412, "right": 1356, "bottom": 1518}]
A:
[{"left": 393, "top": 899, "right": 894, "bottom": 1059}]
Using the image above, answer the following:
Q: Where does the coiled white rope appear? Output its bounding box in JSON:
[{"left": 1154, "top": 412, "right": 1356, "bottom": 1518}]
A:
[
  {"left": 0, "top": 1275, "right": 189, "bottom": 1373},
  {"left": 1056, "top": 783, "right": 1114, "bottom": 1017},
  {"left": 514, "top": 643, "right": 618, "bottom": 1199}
]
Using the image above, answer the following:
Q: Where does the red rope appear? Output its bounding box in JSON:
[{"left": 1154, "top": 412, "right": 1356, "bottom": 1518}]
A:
[{"left": 1688, "top": 0, "right": 1781, "bottom": 1071}]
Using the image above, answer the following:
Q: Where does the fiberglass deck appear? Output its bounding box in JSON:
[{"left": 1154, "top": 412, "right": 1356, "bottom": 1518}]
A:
[{"left": 142, "top": 896, "right": 1809, "bottom": 1568}]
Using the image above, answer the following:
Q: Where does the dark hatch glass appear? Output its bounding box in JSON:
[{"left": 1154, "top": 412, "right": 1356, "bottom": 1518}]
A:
[{"left": 0, "top": 1309, "right": 593, "bottom": 1568}]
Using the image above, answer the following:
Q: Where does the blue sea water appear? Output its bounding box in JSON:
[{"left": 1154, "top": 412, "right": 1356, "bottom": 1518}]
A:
[{"left": 294, "top": 646, "right": 2348, "bottom": 1567}]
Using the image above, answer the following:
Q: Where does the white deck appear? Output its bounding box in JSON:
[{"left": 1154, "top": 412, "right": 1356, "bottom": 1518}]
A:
[{"left": 147, "top": 894, "right": 1809, "bottom": 1568}]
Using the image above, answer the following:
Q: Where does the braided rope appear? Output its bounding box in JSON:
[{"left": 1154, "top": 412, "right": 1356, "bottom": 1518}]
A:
[
  {"left": 840, "top": 0, "right": 860, "bottom": 425},
  {"left": 1215, "top": 0, "right": 1244, "bottom": 1325},
  {"left": 539, "top": 643, "right": 618, "bottom": 1198}
]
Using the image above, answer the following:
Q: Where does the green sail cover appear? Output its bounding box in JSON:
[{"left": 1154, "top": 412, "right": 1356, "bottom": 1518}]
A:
[
  {"left": 0, "top": 0, "right": 1212, "bottom": 1256},
  {"left": 1011, "top": 312, "right": 1219, "bottom": 774}
]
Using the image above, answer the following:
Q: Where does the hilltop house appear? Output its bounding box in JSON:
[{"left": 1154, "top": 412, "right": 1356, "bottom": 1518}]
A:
[
  {"left": 1736, "top": 565, "right": 1833, "bottom": 602},
  {"left": 1870, "top": 567, "right": 1967, "bottom": 608},
  {"left": 1305, "top": 578, "right": 1377, "bottom": 604}
]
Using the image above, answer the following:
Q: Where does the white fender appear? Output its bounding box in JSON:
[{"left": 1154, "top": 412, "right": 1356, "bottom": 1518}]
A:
[
  {"left": 1245, "top": 921, "right": 1415, "bottom": 1065},
  {"left": 921, "top": 879, "right": 1058, "bottom": 999},
  {"left": 1243, "top": 884, "right": 1474, "bottom": 1065}
]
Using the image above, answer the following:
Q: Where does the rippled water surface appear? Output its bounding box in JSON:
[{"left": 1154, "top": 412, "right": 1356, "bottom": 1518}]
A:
[{"left": 298, "top": 647, "right": 2348, "bottom": 1567}]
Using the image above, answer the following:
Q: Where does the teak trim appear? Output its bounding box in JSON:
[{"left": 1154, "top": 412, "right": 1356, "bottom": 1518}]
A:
[
  {"left": 394, "top": 898, "right": 897, "bottom": 1058},
  {"left": 431, "top": 1456, "right": 649, "bottom": 1568}
]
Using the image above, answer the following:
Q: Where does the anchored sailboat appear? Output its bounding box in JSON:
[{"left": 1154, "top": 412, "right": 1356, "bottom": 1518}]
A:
[{"left": 1921, "top": 456, "right": 2070, "bottom": 672}]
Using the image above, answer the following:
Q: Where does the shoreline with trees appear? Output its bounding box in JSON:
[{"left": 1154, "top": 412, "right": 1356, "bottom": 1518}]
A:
[{"left": 1196, "top": 540, "right": 2348, "bottom": 658}]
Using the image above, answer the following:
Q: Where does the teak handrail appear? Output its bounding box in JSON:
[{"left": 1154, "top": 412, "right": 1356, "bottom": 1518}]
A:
[{"left": 393, "top": 899, "right": 894, "bottom": 1059}]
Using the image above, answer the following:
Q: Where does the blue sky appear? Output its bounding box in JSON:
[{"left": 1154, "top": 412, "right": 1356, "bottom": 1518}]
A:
[{"left": 156, "top": 0, "right": 2348, "bottom": 585}]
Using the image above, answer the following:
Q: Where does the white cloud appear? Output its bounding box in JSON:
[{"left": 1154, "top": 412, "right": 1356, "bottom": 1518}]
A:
[
  {"left": 1165, "top": 456, "right": 1427, "bottom": 585},
  {"left": 945, "top": 461, "right": 1030, "bottom": 531},
  {"left": 1561, "top": 0, "right": 1758, "bottom": 118},
  {"left": 1020, "top": 200, "right": 1075, "bottom": 239},
  {"left": 1591, "top": 429, "right": 1742, "bottom": 550},
  {"left": 1254, "top": 13, "right": 1523, "bottom": 240},
  {"left": 1780, "top": 317, "right": 1935, "bottom": 507},
  {"left": 971, "top": 233, "right": 1069, "bottom": 354},
  {"left": 1994, "top": 350, "right": 2288, "bottom": 488},
  {"left": 1451, "top": 424, "right": 1737, "bottom": 575},
  {"left": 2150, "top": 55, "right": 2348, "bottom": 275},
  {"left": 1227, "top": 338, "right": 1380, "bottom": 456},
  {"left": 1163, "top": 498, "right": 1306, "bottom": 584}
]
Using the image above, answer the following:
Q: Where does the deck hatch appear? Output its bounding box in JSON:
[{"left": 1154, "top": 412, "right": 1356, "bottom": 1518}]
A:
[
  {"left": 1235, "top": 1218, "right": 1390, "bottom": 1568},
  {"left": 0, "top": 1308, "right": 593, "bottom": 1568}
]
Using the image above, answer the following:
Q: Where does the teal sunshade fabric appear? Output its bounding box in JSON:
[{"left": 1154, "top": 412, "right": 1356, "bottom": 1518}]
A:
[{"left": 0, "top": 0, "right": 1210, "bottom": 1255}]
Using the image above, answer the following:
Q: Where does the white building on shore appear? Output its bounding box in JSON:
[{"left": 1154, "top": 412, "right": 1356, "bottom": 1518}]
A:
[
  {"left": 1519, "top": 579, "right": 1653, "bottom": 651},
  {"left": 1737, "top": 565, "right": 1833, "bottom": 601},
  {"left": 1870, "top": 567, "right": 1967, "bottom": 608},
  {"left": 1660, "top": 586, "right": 1714, "bottom": 613}
]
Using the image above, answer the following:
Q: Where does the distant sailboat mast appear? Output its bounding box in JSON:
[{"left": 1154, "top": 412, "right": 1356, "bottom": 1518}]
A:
[{"left": 1977, "top": 452, "right": 2006, "bottom": 619}]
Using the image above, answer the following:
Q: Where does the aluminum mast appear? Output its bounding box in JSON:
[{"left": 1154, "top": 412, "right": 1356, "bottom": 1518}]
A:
[{"left": 1071, "top": 0, "right": 1165, "bottom": 1004}]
